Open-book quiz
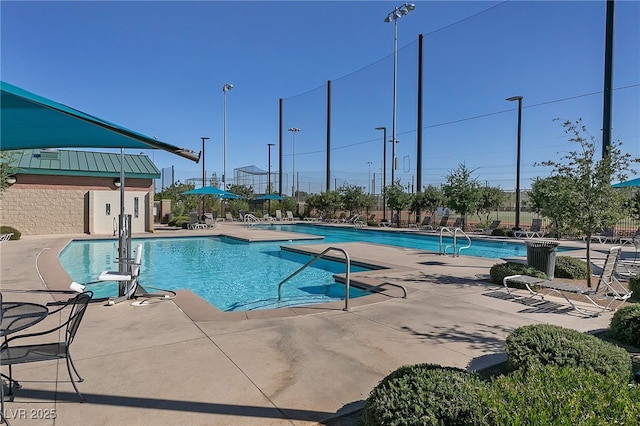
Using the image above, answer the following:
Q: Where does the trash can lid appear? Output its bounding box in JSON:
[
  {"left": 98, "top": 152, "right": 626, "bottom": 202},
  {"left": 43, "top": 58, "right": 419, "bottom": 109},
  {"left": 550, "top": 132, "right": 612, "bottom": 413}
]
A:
[{"left": 525, "top": 240, "right": 560, "bottom": 248}]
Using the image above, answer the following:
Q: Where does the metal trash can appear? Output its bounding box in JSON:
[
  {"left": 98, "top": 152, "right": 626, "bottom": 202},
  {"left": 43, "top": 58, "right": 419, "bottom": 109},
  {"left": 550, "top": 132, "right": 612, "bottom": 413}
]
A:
[{"left": 525, "top": 240, "right": 560, "bottom": 279}]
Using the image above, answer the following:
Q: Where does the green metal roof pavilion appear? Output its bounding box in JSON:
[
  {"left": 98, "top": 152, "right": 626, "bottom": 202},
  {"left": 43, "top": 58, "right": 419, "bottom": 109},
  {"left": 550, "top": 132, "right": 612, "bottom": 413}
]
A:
[
  {"left": 7, "top": 149, "right": 160, "bottom": 179},
  {"left": 0, "top": 81, "right": 200, "bottom": 163}
]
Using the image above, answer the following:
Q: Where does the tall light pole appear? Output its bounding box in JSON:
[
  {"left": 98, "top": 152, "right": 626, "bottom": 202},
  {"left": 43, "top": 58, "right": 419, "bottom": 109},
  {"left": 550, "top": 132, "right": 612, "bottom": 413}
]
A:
[
  {"left": 384, "top": 3, "right": 415, "bottom": 186},
  {"left": 267, "top": 143, "right": 275, "bottom": 212},
  {"left": 367, "top": 161, "right": 372, "bottom": 194},
  {"left": 267, "top": 143, "right": 275, "bottom": 194},
  {"left": 222, "top": 83, "right": 233, "bottom": 190},
  {"left": 200, "top": 136, "right": 209, "bottom": 218},
  {"left": 288, "top": 127, "right": 301, "bottom": 199},
  {"left": 375, "top": 126, "right": 388, "bottom": 221},
  {"left": 506, "top": 95, "right": 523, "bottom": 231}
]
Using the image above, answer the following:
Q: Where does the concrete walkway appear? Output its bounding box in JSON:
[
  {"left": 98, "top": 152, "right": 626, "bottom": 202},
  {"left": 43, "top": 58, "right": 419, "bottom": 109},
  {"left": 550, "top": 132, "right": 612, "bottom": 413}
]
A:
[{"left": 0, "top": 224, "right": 623, "bottom": 425}]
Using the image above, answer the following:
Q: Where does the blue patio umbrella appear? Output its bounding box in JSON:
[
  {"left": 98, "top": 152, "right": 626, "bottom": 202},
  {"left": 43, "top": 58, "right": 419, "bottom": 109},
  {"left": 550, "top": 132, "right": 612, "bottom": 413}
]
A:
[
  {"left": 612, "top": 177, "right": 640, "bottom": 188},
  {"left": 256, "top": 194, "right": 283, "bottom": 201},
  {"left": 182, "top": 186, "right": 241, "bottom": 199}
]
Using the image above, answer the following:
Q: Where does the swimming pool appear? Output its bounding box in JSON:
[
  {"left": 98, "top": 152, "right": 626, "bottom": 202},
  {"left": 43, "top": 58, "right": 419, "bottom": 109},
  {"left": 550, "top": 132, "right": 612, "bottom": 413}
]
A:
[
  {"left": 59, "top": 237, "right": 370, "bottom": 312},
  {"left": 59, "top": 225, "right": 573, "bottom": 312},
  {"left": 254, "top": 223, "right": 572, "bottom": 259}
]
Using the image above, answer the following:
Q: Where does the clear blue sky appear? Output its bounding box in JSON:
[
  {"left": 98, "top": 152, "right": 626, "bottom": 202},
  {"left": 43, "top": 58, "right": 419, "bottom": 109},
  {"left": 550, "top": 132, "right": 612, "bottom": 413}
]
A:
[{"left": 2, "top": 1, "right": 639, "bottom": 194}]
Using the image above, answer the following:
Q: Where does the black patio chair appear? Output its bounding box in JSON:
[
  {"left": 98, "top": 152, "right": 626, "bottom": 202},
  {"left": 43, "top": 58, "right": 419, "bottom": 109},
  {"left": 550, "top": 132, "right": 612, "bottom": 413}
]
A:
[
  {"left": 1, "top": 292, "right": 11, "bottom": 425},
  {"left": 1, "top": 291, "right": 93, "bottom": 402}
]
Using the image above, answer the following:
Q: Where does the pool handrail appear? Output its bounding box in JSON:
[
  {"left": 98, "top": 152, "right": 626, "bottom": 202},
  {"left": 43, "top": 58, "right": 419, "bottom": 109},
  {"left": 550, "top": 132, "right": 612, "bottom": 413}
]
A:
[
  {"left": 277, "top": 247, "right": 352, "bottom": 311},
  {"left": 439, "top": 227, "right": 471, "bottom": 257}
]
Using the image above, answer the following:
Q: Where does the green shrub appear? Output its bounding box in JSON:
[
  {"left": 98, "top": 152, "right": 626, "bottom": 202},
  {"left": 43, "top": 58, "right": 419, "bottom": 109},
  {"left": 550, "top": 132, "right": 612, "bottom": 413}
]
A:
[
  {"left": 482, "top": 365, "right": 640, "bottom": 425},
  {"left": 362, "top": 363, "right": 486, "bottom": 426},
  {"left": 168, "top": 215, "right": 190, "bottom": 228},
  {"left": 610, "top": 304, "right": 640, "bottom": 348},
  {"left": 505, "top": 324, "right": 632, "bottom": 379},
  {"left": 490, "top": 228, "right": 510, "bottom": 237},
  {"left": 629, "top": 275, "right": 640, "bottom": 301},
  {"left": 0, "top": 226, "right": 20, "bottom": 240},
  {"left": 489, "top": 262, "right": 546, "bottom": 285},
  {"left": 553, "top": 256, "right": 589, "bottom": 279}
]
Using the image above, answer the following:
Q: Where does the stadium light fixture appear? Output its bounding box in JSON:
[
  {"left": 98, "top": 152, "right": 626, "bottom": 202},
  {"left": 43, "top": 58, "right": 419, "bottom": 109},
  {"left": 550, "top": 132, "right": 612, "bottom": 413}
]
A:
[{"left": 384, "top": 3, "right": 415, "bottom": 186}]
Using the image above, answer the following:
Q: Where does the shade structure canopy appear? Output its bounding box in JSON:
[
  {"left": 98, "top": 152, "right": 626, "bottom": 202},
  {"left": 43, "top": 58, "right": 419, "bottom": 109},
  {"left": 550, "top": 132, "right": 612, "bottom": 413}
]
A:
[
  {"left": 612, "top": 177, "right": 640, "bottom": 188},
  {"left": 256, "top": 193, "right": 283, "bottom": 201},
  {"left": 1, "top": 81, "right": 201, "bottom": 302},
  {"left": 182, "top": 186, "right": 241, "bottom": 199},
  {"left": 0, "top": 81, "right": 200, "bottom": 162}
]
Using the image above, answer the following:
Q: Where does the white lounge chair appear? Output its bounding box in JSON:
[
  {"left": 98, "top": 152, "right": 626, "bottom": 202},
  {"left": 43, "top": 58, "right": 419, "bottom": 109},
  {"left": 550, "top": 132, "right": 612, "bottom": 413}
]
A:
[
  {"left": 419, "top": 216, "right": 434, "bottom": 230},
  {"left": 204, "top": 213, "right": 217, "bottom": 229},
  {"left": 275, "top": 210, "right": 283, "bottom": 221},
  {"left": 474, "top": 220, "right": 501, "bottom": 234},
  {"left": 590, "top": 227, "right": 617, "bottom": 244},
  {"left": 513, "top": 218, "right": 545, "bottom": 238},
  {"left": 286, "top": 211, "right": 299, "bottom": 221},
  {"left": 503, "top": 246, "right": 632, "bottom": 316}
]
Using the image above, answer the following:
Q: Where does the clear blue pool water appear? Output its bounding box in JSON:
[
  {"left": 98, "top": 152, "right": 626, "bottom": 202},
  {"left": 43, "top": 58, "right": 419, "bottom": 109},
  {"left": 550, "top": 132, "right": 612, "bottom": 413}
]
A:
[
  {"left": 59, "top": 224, "right": 573, "bottom": 312},
  {"left": 254, "top": 223, "right": 574, "bottom": 259},
  {"left": 59, "top": 237, "right": 370, "bottom": 312}
]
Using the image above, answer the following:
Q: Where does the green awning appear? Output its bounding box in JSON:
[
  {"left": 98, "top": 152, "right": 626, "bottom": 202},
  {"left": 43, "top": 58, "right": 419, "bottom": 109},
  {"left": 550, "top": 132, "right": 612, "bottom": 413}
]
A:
[
  {"left": 7, "top": 149, "right": 160, "bottom": 179},
  {"left": 0, "top": 81, "right": 199, "bottom": 162}
]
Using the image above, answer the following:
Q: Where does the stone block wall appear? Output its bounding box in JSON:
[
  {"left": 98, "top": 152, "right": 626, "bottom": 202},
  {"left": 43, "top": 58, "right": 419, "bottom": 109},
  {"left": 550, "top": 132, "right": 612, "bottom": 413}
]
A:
[
  {"left": 0, "top": 174, "right": 155, "bottom": 236},
  {"left": 1, "top": 188, "right": 86, "bottom": 235}
]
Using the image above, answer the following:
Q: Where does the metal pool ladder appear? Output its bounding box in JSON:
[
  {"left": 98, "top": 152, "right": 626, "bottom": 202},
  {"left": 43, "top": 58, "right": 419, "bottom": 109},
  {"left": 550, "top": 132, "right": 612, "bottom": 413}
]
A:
[
  {"left": 277, "top": 247, "right": 353, "bottom": 311},
  {"left": 439, "top": 227, "right": 471, "bottom": 257}
]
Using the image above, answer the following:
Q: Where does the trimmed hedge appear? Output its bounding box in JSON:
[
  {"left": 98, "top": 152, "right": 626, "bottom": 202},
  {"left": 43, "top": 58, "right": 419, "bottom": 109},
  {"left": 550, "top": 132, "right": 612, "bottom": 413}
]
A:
[
  {"left": 629, "top": 275, "right": 640, "bottom": 301},
  {"left": 0, "top": 225, "right": 20, "bottom": 240},
  {"left": 362, "top": 364, "right": 486, "bottom": 426},
  {"left": 553, "top": 256, "right": 589, "bottom": 279},
  {"left": 362, "top": 325, "right": 638, "bottom": 425},
  {"left": 482, "top": 365, "right": 640, "bottom": 425},
  {"left": 168, "top": 215, "right": 190, "bottom": 228},
  {"left": 610, "top": 304, "right": 640, "bottom": 348},
  {"left": 490, "top": 228, "right": 511, "bottom": 237},
  {"left": 489, "top": 262, "right": 546, "bottom": 285},
  {"left": 505, "top": 324, "right": 632, "bottom": 379}
]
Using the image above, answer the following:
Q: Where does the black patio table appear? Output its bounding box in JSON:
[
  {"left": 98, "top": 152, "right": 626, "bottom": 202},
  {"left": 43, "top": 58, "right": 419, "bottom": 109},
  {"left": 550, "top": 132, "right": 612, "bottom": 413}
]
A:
[
  {"left": 1, "top": 301, "right": 49, "bottom": 401},
  {"left": 1, "top": 302, "right": 49, "bottom": 337}
]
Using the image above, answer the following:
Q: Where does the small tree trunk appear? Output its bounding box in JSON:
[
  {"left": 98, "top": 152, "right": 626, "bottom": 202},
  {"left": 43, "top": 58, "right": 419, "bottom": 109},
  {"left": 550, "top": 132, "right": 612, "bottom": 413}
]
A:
[{"left": 585, "top": 236, "right": 592, "bottom": 288}]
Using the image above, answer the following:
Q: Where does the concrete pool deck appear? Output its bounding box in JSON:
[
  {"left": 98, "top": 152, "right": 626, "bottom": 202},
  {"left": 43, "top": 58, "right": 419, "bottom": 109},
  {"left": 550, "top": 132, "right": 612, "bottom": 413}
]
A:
[{"left": 0, "top": 223, "right": 629, "bottom": 425}]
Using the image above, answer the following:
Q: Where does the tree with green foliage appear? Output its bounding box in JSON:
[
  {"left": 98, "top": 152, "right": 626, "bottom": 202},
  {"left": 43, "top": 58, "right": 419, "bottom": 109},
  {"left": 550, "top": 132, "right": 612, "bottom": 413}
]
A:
[
  {"left": 385, "top": 180, "right": 411, "bottom": 227},
  {"left": 537, "top": 119, "right": 638, "bottom": 287},
  {"left": 409, "top": 184, "right": 445, "bottom": 223},
  {"left": 442, "top": 163, "right": 482, "bottom": 230},
  {"left": 528, "top": 175, "right": 575, "bottom": 238},
  {"left": 306, "top": 190, "right": 342, "bottom": 220},
  {"left": 226, "top": 184, "right": 253, "bottom": 199},
  {"left": 625, "top": 190, "right": 640, "bottom": 230},
  {"left": 155, "top": 182, "right": 199, "bottom": 216},
  {"left": 222, "top": 184, "right": 252, "bottom": 216},
  {"left": 338, "top": 184, "right": 375, "bottom": 216},
  {"left": 476, "top": 185, "right": 507, "bottom": 224},
  {"left": 281, "top": 196, "right": 298, "bottom": 215},
  {"left": 0, "top": 151, "right": 18, "bottom": 197}
]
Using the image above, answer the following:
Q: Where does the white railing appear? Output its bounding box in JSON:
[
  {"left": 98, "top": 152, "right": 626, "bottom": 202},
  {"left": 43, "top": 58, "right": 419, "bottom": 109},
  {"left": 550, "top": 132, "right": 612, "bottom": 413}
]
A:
[{"left": 439, "top": 227, "right": 471, "bottom": 257}]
